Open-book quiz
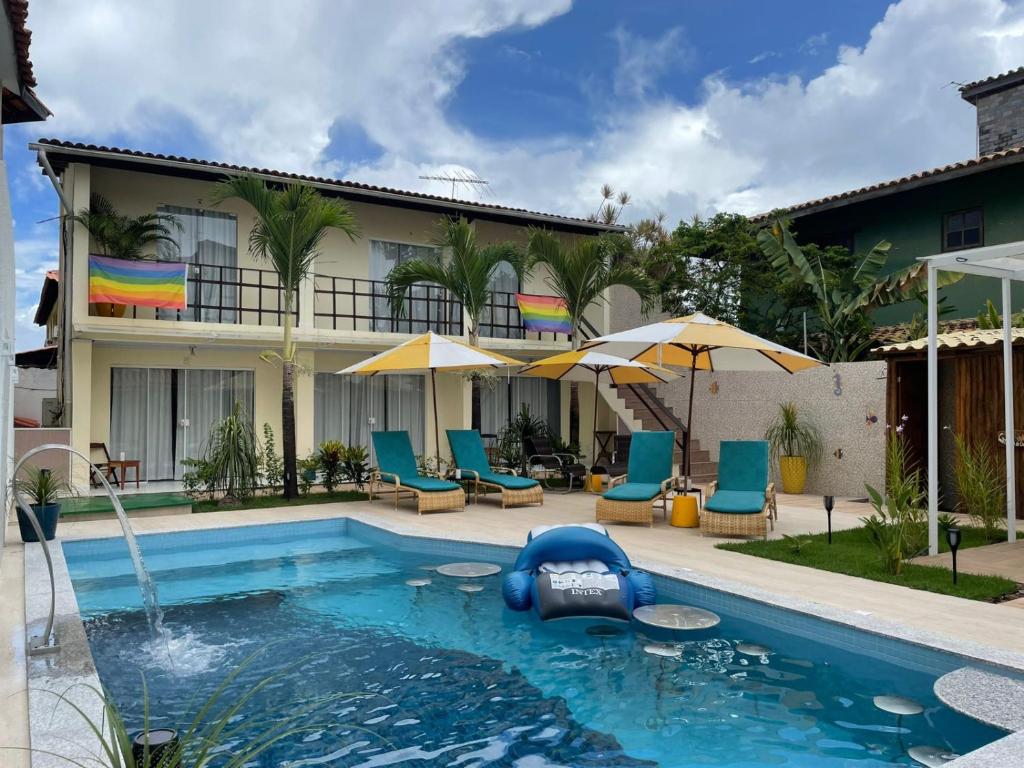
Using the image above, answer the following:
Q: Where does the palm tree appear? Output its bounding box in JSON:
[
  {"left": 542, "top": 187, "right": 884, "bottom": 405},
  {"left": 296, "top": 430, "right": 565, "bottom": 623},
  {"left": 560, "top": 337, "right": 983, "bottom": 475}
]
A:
[
  {"left": 757, "top": 220, "right": 962, "bottom": 362},
  {"left": 525, "top": 229, "right": 656, "bottom": 349},
  {"left": 212, "top": 175, "right": 359, "bottom": 498},
  {"left": 72, "top": 193, "right": 181, "bottom": 260},
  {"left": 385, "top": 216, "right": 522, "bottom": 346}
]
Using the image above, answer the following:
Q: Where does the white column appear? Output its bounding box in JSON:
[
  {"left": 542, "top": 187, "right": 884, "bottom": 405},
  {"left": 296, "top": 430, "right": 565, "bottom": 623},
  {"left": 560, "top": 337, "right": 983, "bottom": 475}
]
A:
[
  {"left": 927, "top": 265, "right": 939, "bottom": 556},
  {"left": 1002, "top": 278, "right": 1017, "bottom": 541}
]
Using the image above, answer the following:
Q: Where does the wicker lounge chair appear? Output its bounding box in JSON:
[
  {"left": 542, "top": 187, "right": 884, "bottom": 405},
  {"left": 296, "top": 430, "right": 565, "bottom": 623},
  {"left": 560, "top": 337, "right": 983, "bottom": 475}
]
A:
[
  {"left": 595, "top": 431, "right": 680, "bottom": 527},
  {"left": 701, "top": 440, "right": 776, "bottom": 539},
  {"left": 447, "top": 429, "right": 543, "bottom": 508},
  {"left": 370, "top": 431, "right": 465, "bottom": 514}
]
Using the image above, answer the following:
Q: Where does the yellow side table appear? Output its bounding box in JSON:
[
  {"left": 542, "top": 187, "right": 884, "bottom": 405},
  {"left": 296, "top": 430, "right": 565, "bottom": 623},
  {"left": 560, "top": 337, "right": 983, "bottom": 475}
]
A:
[
  {"left": 587, "top": 474, "right": 605, "bottom": 493},
  {"left": 670, "top": 495, "right": 700, "bottom": 528}
]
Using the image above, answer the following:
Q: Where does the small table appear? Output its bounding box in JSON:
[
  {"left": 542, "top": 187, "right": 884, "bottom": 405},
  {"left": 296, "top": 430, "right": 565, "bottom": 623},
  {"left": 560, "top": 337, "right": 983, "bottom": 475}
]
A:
[
  {"left": 106, "top": 459, "right": 140, "bottom": 490},
  {"left": 633, "top": 604, "right": 720, "bottom": 631}
]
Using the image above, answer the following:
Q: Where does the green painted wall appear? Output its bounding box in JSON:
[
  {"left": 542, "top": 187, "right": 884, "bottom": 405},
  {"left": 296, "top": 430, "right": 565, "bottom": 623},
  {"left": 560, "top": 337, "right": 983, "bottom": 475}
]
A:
[{"left": 792, "top": 161, "right": 1024, "bottom": 325}]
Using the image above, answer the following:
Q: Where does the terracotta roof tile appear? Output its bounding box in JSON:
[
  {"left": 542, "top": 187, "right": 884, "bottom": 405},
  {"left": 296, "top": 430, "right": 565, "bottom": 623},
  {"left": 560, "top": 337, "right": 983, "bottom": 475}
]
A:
[
  {"left": 4, "top": 0, "right": 35, "bottom": 88},
  {"left": 875, "top": 327, "right": 1024, "bottom": 355},
  {"left": 959, "top": 66, "right": 1024, "bottom": 97},
  {"left": 34, "top": 139, "right": 620, "bottom": 232},
  {"left": 870, "top": 317, "right": 979, "bottom": 347}
]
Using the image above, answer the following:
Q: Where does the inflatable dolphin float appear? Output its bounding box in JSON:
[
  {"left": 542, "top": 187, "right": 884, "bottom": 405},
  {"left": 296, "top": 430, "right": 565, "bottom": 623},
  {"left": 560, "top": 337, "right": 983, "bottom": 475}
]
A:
[{"left": 502, "top": 524, "right": 656, "bottom": 621}]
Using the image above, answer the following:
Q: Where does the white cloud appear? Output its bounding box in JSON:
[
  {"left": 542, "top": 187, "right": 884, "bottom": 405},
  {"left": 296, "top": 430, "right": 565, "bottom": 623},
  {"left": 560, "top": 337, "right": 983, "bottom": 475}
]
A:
[
  {"left": 21, "top": 0, "right": 1024, "bottom": 227},
  {"left": 611, "top": 26, "right": 692, "bottom": 100}
]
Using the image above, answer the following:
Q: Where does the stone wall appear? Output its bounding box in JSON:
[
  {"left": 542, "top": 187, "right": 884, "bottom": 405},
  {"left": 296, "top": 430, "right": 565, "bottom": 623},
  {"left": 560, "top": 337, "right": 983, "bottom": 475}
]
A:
[
  {"left": 976, "top": 87, "right": 1024, "bottom": 155},
  {"left": 653, "top": 362, "right": 887, "bottom": 497}
]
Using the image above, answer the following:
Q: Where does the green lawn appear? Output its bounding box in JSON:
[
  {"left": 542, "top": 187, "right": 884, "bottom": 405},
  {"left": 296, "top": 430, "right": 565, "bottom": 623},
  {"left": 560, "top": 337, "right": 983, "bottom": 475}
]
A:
[
  {"left": 193, "top": 489, "right": 368, "bottom": 514},
  {"left": 717, "top": 526, "right": 1019, "bottom": 602}
]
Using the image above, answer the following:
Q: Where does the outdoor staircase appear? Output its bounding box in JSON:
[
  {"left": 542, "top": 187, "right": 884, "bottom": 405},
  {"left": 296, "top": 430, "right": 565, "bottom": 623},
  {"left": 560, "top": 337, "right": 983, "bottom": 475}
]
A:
[{"left": 606, "top": 383, "right": 719, "bottom": 485}]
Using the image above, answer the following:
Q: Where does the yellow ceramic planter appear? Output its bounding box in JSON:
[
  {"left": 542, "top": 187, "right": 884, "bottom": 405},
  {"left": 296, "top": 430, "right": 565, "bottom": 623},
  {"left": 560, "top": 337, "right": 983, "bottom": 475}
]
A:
[{"left": 779, "top": 456, "right": 807, "bottom": 494}]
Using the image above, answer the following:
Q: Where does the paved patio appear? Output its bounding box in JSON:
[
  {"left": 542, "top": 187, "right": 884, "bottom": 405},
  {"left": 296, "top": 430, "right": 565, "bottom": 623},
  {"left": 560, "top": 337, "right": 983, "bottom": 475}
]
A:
[{"left": 916, "top": 539, "right": 1024, "bottom": 607}]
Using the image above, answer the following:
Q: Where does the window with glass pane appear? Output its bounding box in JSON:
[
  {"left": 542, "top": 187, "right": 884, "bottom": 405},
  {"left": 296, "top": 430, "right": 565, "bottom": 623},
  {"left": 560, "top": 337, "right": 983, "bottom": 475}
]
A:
[
  {"left": 481, "top": 261, "right": 522, "bottom": 339},
  {"left": 943, "top": 208, "right": 983, "bottom": 252},
  {"left": 478, "top": 376, "right": 558, "bottom": 437},
  {"left": 314, "top": 372, "right": 425, "bottom": 454},
  {"left": 369, "top": 240, "right": 454, "bottom": 333},
  {"left": 157, "top": 206, "right": 238, "bottom": 321}
]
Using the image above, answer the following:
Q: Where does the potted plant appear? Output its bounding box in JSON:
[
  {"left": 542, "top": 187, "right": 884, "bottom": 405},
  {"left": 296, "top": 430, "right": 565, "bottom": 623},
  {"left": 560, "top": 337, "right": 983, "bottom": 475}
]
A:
[
  {"left": 764, "top": 401, "right": 822, "bottom": 494},
  {"left": 13, "top": 466, "right": 73, "bottom": 542},
  {"left": 72, "top": 193, "right": 181, "bottom": 317}
]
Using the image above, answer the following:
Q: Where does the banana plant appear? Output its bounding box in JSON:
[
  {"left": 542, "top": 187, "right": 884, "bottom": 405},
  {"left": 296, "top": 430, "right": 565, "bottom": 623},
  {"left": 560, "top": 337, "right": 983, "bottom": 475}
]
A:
[{"left": 757, "top": 220, "right": 962, "bottom": 361}]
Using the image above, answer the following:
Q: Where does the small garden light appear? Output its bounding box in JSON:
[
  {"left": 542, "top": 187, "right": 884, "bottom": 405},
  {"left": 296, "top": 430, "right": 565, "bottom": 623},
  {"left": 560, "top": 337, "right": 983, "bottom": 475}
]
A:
[
  {"left": 946, "top": 526, "right": 962, "bottom": 585},
  {"left": 823, "top": 495, "right": 835, "bottom": 544}
]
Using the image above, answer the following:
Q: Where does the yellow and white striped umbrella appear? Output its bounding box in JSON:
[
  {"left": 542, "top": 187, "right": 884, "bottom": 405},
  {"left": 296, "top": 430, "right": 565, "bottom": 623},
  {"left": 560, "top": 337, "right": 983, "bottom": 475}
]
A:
[
  {"left": 519, "top": 349, "right": 679, "bottom": 385},
  {"left": 519, "top": 350, "right": 679, "bottom": 465},
  {"left": 337, "top": 331, "right": 523, "bottom": 375},
  {"left": 337, "top": 332, "right": 523, "bottom": 460},
  {"left": 581, "top": 312, "right": 821, "bottom": 373},
  {"left": 582, "top": 312, "right": 823, "bottom": 485}
]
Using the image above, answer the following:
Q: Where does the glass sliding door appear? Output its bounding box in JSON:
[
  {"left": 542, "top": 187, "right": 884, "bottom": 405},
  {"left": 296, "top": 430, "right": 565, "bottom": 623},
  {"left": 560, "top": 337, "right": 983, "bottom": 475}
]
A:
[
  {"left": 369, "top": 240, "right": 449, "bottom": 333},
  {"left": 109, "top": 368, "right": 175, "bottom": 481},
  {"left": 157, "top": 206, "right": 238, "bottom": 323},
  {"left": 314, "top": 372, "right": 424, "bottom": 454},
  {"left": 110, "top": 367, "right": 254, "bottom": 482},
  {"left": 177, "top": 369, "right": 254, "bottom": 476},
  {"left": 478, "top": 376, "right": 558, "bottom": 438}
]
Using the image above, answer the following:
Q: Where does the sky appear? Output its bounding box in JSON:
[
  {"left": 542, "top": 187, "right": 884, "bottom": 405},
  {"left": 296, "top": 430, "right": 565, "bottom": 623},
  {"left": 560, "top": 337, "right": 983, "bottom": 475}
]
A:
[{"left": 11, "top": 0, "right": 1024, "bottom": 350}]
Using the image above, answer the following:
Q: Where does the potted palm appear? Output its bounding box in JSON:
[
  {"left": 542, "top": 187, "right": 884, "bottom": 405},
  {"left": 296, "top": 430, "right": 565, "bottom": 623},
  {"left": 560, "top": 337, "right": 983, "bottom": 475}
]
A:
[
  {"left": 72, "top": 193, "right": 181, "bottom": 317},
  {"left": 13, "top": 466, "right": 73, "bottom": 542},
  {"left": 764, "top": 401, "right": 822, "bottom": 494}
]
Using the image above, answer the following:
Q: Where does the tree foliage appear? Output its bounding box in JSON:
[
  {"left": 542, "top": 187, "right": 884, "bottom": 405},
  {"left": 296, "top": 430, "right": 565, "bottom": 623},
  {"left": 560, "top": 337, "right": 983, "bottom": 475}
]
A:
[{"left": 384, "top": 216, "right": 522, "bottom": 345}]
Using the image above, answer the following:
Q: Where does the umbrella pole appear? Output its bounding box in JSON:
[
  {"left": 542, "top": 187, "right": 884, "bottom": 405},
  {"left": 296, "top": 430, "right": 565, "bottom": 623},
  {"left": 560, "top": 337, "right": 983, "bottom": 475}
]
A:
[
  {"left": 431, "top": 368, "right": 441, "bottom": 469},
  {"left": 592, "top": 369, "right": 600, "bottom": 468},
  {"left": 685, "top": 356, "right": 697, "bottom": 490}
]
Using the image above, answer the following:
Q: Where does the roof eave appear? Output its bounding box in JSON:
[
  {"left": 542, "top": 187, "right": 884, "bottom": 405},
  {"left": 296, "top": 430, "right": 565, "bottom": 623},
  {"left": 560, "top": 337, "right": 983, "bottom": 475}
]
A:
[
  {"left": 30, "top": 141, "right": 623, "bottom": 235},
  {"left": 750, "top": 150, "right": 1024, "bottom": 223}
]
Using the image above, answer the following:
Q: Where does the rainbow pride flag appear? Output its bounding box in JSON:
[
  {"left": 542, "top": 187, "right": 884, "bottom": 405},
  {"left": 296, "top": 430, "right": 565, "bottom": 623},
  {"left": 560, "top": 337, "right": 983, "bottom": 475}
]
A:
[
  {"left": 516, "top": 293, "right": 572, "bottom": 335},
  {"left": 89, "top": 255, "right": 187, "bottom": 309}
]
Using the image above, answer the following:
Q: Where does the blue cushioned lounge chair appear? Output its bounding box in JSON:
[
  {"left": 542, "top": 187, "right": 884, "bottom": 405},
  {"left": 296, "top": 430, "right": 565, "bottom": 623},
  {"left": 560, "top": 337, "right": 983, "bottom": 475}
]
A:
[
  {"left": 595, "top": 431, "right": 680, "bottom": 527},
  {"left": 702, "top": 440, "right": 776, "bottom": 539},
  {"left": 370, "top": 431, "right": 465, "bottom": 514},
  {"left": 447, "top": 430, "right": 543, "bottom": 508}
]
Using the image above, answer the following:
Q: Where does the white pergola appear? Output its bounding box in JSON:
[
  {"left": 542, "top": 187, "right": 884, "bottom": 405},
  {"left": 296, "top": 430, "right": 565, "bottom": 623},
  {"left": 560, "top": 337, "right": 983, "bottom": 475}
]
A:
[{"left": 924, "top": 242, "right": 1021, "bottom": 555}]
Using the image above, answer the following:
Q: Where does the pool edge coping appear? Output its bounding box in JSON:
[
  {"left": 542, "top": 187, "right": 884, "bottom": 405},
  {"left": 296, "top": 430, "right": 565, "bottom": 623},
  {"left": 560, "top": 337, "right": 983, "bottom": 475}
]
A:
[{"left": 34, "top": 510, "right": 1024, "bottom": 767}]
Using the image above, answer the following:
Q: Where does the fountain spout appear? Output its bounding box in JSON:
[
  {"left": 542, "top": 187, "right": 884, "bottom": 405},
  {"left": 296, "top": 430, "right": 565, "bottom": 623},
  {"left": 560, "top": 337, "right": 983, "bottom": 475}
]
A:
[{"left": 10, "top": 444, "right": 166, "bottom": 655}]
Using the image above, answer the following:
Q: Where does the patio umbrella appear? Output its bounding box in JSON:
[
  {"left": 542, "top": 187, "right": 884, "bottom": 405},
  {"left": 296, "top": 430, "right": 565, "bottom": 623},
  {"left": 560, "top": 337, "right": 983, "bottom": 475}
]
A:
[
  {"left": 582, "top": 312, "right": 823, "bottom": 486},
  {"left": 337, "top": 331, "right": 523, "bottom": 462},
  {"left": 518, "top": 349, "right": 679, "bottom": 466}
]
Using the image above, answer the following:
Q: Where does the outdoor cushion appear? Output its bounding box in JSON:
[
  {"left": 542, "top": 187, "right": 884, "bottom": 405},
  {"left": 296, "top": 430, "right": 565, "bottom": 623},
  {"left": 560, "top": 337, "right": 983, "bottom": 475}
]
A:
[
  {"left": 478, "top": 472, "right": 538, "bottom": 490},
  {"left": 704, "top": 489, "right": 766, "bottom": 514},
  {"left": 717, "top": 440, "right": 769, "bottom": 492},
  {"left": 603, "top": 482, "right": 662, "bottom": 502},
  {"left": 379, "top": 473, "right": 460, "bottom": 493},
  {"left": 447, "top": 429, "right": 540, "bottom": 491},
  {"left": 372, "top": 431, "right": 421, "bottom": 480},
  {"left": 626, "top": 431, "right": 674, "bottom": 485}
]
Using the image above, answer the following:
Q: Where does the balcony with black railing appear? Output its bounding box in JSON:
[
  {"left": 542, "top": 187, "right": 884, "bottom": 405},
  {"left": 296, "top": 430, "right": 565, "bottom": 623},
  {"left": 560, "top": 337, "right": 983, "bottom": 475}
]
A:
[{"left": 89, "top": 260, "right": 575, "bottom": 343}]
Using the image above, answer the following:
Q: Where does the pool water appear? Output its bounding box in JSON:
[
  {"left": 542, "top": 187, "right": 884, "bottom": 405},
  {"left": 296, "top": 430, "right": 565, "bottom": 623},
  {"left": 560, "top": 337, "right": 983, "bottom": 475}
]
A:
[{"left": 63, "top": 519, "right": 1004, "bottom": 767}]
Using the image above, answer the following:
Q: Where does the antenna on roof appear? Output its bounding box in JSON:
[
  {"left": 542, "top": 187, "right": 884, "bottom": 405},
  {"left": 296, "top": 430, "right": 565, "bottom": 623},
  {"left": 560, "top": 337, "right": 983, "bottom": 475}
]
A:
[{"left": 418, "top": 168, "right": 491, "bottom": 199}]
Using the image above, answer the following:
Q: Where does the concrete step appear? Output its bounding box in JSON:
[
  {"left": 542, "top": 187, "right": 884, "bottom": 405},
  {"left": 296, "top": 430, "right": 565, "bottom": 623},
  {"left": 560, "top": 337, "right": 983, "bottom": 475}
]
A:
[{"left": 687, "top": 460, "right": 718, "bottom": 477}]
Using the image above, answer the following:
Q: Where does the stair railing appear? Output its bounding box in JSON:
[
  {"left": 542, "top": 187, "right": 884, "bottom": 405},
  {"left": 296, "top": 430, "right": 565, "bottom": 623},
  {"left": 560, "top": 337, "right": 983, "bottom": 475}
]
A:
[{"left": 577, "top": 317, "right": 688, "bottom": 457}]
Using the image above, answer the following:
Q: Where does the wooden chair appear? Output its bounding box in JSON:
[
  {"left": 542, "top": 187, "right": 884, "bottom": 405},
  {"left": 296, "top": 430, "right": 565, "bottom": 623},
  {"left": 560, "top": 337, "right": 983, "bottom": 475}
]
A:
[{"left": 89, "top": 442, "right": 120, "bottom": 487}]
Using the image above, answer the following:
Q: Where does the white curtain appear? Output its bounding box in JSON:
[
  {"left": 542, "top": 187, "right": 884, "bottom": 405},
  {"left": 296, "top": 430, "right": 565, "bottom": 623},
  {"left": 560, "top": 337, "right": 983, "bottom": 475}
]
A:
[
  {"left": 315, "top": 373, "right": 424, "bottom": 454},
  {"left": 480, "top": 376, "right": 556, "bottom": 437},
  {"left": 369, "top": 240, "right": 447, "bottom": 332},
  {"left": 158, "top": 206, "right": 238, "bottom": 322},
  {"left": 110, "top": 367, "right": 253, "bottom": 482},
  {"left": 110, "top": 368, "right": 175, "bottom": 481}
]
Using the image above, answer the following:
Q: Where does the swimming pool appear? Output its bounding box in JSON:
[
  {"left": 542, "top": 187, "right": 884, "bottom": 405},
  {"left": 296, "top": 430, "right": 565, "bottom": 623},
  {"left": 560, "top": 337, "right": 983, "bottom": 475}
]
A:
[{"left": 62, "top": 518, "right": 1005, "bottom": 767}]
